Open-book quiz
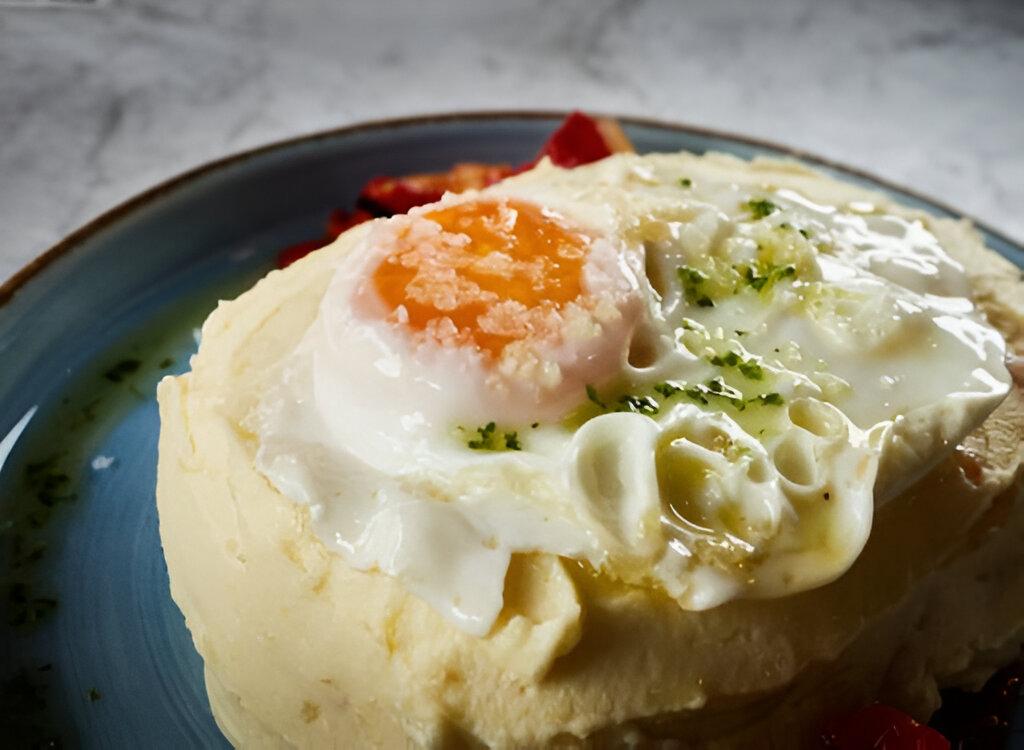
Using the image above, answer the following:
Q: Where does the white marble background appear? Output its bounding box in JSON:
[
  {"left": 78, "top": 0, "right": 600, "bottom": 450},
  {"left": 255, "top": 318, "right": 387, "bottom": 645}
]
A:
[{"left": 1, "top": 0, "right": 1022, "bottom": 284}]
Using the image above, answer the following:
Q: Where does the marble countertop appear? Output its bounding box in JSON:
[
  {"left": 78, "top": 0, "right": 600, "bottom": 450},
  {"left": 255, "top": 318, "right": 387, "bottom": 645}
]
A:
[{"left": 1, "top": 0, "right": 1022, "bottom": 285}]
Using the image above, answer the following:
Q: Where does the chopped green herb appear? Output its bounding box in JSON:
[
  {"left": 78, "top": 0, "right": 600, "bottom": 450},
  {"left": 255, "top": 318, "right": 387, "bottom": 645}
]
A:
[
  {"left": 88, "top": 687, "right": 102, "bottom": 702},
  {"left": 738, "top": 361, "right": 764, "bottom": 380},
  {"left": 749, "top": 392, "right": 784, "bottom": 406},
  {"left": 678, "top": 177, "right": 692, "bottom": 188},
  {"left": 530, "top": 422, "right": 539, "bottom": 429},
  {"left": 677, "top": 266, "right": 707, "bottom": 285},
  {"left": 467, "top": 422, "right": 496, "bottom": 450},
  {"left": 685, "top": 378, "right": 747, "bottom": 410},
  {"left": 799, "top": 228, "right": 811, "bottom": 239},
  {"left": 8, "top": 583, "right": 58, "bottom": 627},
  {"left": 3, "top": 666, "right": 61, "bottom": 746},
  {"left": 616, "top": 394, "right": 660, "bottom": 416},
  {"left": 586, "top": 384, "right": 606, "bottom": 409},
  {"left": 742, "top": 262, "right": 796, "bottom": 293},
  {"left": 709, "top": 351, "right": 740, "bottom": 368},
  {"left": 677, "top": 266, "right": 715, "bottom": 308},
  {"left": 79, "top": 398, "right": 102, "bottom": 424},
  {"left": 23, "top": 455, "right": 77, "bottom": 516},
  {"left": 744, "top": 198, "right": 778, "bottom": 219},
  {"left": 708, "top": 350, "right": 764, "bottom": 380},
  {"left": 103, "top": 359, "right": 142, "bottom": 383},
  {"left": 654, "top": 381, "right": 684, "bottom": 399},
  {"left": 12, "top": 539, "right": 47, "bottom": 568},
  {"left": 655, "top": 379, "right": 747, "bottom": 410},
  {"left": 467, "top": 422, "right": 522, "bottom": 451}
]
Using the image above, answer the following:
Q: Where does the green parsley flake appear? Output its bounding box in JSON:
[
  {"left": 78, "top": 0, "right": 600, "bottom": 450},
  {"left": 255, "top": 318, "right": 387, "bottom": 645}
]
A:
[
  {"left": 655, "top": 378, "right": 746, "bottom": 410},
  {"left": 103, "top": 359, "right": 141, "bottom": 383},
  {"left": 466, "top": 423, "right": 523, "bottom": 451},
  {"left": 750, "top": 392, "right": 784, "bottom": 406},
  {"left": 467, "top": 422, "right": 496, "bottom": 449},
  {"left": 9, "top": 582, "right": 58, "bottom": 627},
  {"left": 679, "top": 177, "right": 693, "bottom": 188},
  {"left": 744, "top": 198, "right": 779, "bottom": 219},
  {"left": 708, "top": 351, "right": 740, "bottom": 368},
  {"left": 779, "top": 221, "right": 810, "bottom": 238},
  {"left": 677, "top": 266, "right": 715, "bottom": 308},
  {"left": 708, "top": 351, "right": 765, "bottom": 380},
  {"left": 742, "top": 262, "right": 796, "bottom": 293},
  {"left": 617, "top": 394, "right": 660, "bottom": 416},
  {"left": 586, "top": 384, "right": 606, "bottom": 409},
  {"left": 738, "top": 361, "right": 764, "bottom": 380},
  {"left": 654, "top": 381, "right": 684, "bottom": 399}
]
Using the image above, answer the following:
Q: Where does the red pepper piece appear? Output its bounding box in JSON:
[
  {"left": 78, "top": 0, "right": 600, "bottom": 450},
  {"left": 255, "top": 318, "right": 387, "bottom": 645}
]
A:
[
  {"left": 358, "top": 175, "right": 446, "bottom": 216},
  {"left": 276, "top": 112, "right": 635, "bottom": 268},
  {"left": 449, "top": 161, "right": 516, "bottom": 189},
  {"left": 358, "top": 162, "right": 514, "bottom": 216},
  {"left": 820, "top": 704, "right": 950, "bottom": 750},
  {"left": 354, "top": 113, "right": 632, "bottom": 219},
  {"left": 326, "top": 208, "right": 375, "bottom": 238},
  {"left": 277, "top": 209, "right": 377, "bottom": 268},
  {"left": 531, "top": 110, "right": 617, "bottom": 169},
  {"left": 276, "top": 237, "right": 331, "bottom": 269}
]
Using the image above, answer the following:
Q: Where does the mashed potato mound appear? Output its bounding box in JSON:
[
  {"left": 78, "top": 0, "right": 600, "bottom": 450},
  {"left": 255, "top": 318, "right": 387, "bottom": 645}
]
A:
[{"left": 157, "top": 152, "right": 1024, "bottom": 748}]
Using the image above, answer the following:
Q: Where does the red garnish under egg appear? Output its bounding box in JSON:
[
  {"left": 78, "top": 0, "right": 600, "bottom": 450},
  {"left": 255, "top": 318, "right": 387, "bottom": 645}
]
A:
[
  {"left": 274, "top": 111, "right": 634, "bottom": 268},
  {"left": 528, "top": 109, "right": 621, "bottom": 169},
  {"left": 358, "top": 162, "right": 514, "bottom": 216},
  {"left": 820, "top": 703, "right": 950, "bottom": 750}
]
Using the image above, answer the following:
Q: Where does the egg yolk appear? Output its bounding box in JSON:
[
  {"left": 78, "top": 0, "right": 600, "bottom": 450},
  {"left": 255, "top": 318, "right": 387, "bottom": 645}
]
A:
[{"left": 372, "top": 198, "right": 592, "bottom": 356}]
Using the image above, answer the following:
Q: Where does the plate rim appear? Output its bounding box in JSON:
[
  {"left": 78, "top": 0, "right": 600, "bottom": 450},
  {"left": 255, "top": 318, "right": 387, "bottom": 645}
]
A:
[
  {"left": 2, "top": 108, "right": 1021, "bottom": 311},
  {"left": 2, "top": 109, "right": 1023, "bottom": 747}
]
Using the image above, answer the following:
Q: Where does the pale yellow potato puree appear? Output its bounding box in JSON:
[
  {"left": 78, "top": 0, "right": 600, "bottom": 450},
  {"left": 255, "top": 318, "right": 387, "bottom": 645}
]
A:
[{"left": 157, "top": 152, "right": 1024, "bottom": 748}]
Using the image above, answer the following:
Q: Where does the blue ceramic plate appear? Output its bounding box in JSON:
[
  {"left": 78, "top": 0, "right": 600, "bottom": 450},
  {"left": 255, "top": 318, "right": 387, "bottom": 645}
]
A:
[{"left": 1, "top": 114, "right": 1022, "bottom": 748}]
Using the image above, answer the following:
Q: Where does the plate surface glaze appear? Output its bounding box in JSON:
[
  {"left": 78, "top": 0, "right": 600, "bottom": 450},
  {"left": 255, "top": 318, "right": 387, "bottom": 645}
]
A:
[{"left": 1, "top": 114, "right": 1022, "bottom": 748}]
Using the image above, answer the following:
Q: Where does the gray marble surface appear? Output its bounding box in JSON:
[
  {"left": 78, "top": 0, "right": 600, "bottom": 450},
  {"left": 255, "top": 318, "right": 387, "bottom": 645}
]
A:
[{"left": 1, "top": 0, "right": 1022, "bottom": 285}]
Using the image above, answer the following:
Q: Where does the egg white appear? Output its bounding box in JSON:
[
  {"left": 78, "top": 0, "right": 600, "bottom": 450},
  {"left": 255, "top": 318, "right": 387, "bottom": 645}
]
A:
[{"left": 250, "top": 153, "right": 1010, "bottom": 635}]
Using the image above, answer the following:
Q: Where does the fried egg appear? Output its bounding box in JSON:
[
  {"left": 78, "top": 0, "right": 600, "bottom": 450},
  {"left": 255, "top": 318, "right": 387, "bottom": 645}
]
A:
[{"left": 250, "top": 153, "right": 1010, "bottom": 636}]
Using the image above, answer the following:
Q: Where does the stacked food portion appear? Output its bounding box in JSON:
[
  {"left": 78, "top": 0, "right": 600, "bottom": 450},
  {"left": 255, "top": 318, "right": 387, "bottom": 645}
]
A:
[{"left": 157, "top": 118, "right": 1024, "bottom": 748}]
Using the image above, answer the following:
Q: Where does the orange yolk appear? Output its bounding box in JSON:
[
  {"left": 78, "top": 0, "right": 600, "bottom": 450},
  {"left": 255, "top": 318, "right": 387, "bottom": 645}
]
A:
[{"left": 371, "top": 198, "right": 592, "bottom": 356}]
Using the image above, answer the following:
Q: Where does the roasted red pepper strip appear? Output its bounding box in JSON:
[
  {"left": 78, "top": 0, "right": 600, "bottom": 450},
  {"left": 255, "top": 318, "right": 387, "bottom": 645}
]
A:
[
  {"left": 275, "top": 237, "right": 333, "bottom": 269},
  {"left": 326, "top": 208, "right": 375, "bottom": 238},
  {"left": 276, "top": 112, "right": 634, "bottom": 268},
  {"left": 358, "top": 162, "right": 514, "bottom": 216},
  {"left": 276, "top": 209, "right": 378, "bottom": 268},
  {"left": 530, "top": 110, "right": 619, "bottom": 168},
  {"left": 820, "top": 704, "right": 950, "bottom": 750}
]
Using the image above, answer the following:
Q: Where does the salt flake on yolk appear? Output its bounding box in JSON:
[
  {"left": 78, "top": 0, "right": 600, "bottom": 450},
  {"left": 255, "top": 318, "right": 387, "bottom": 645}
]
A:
[{"left": 371, "top": 198, "right": 593, "bottom": 357}]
